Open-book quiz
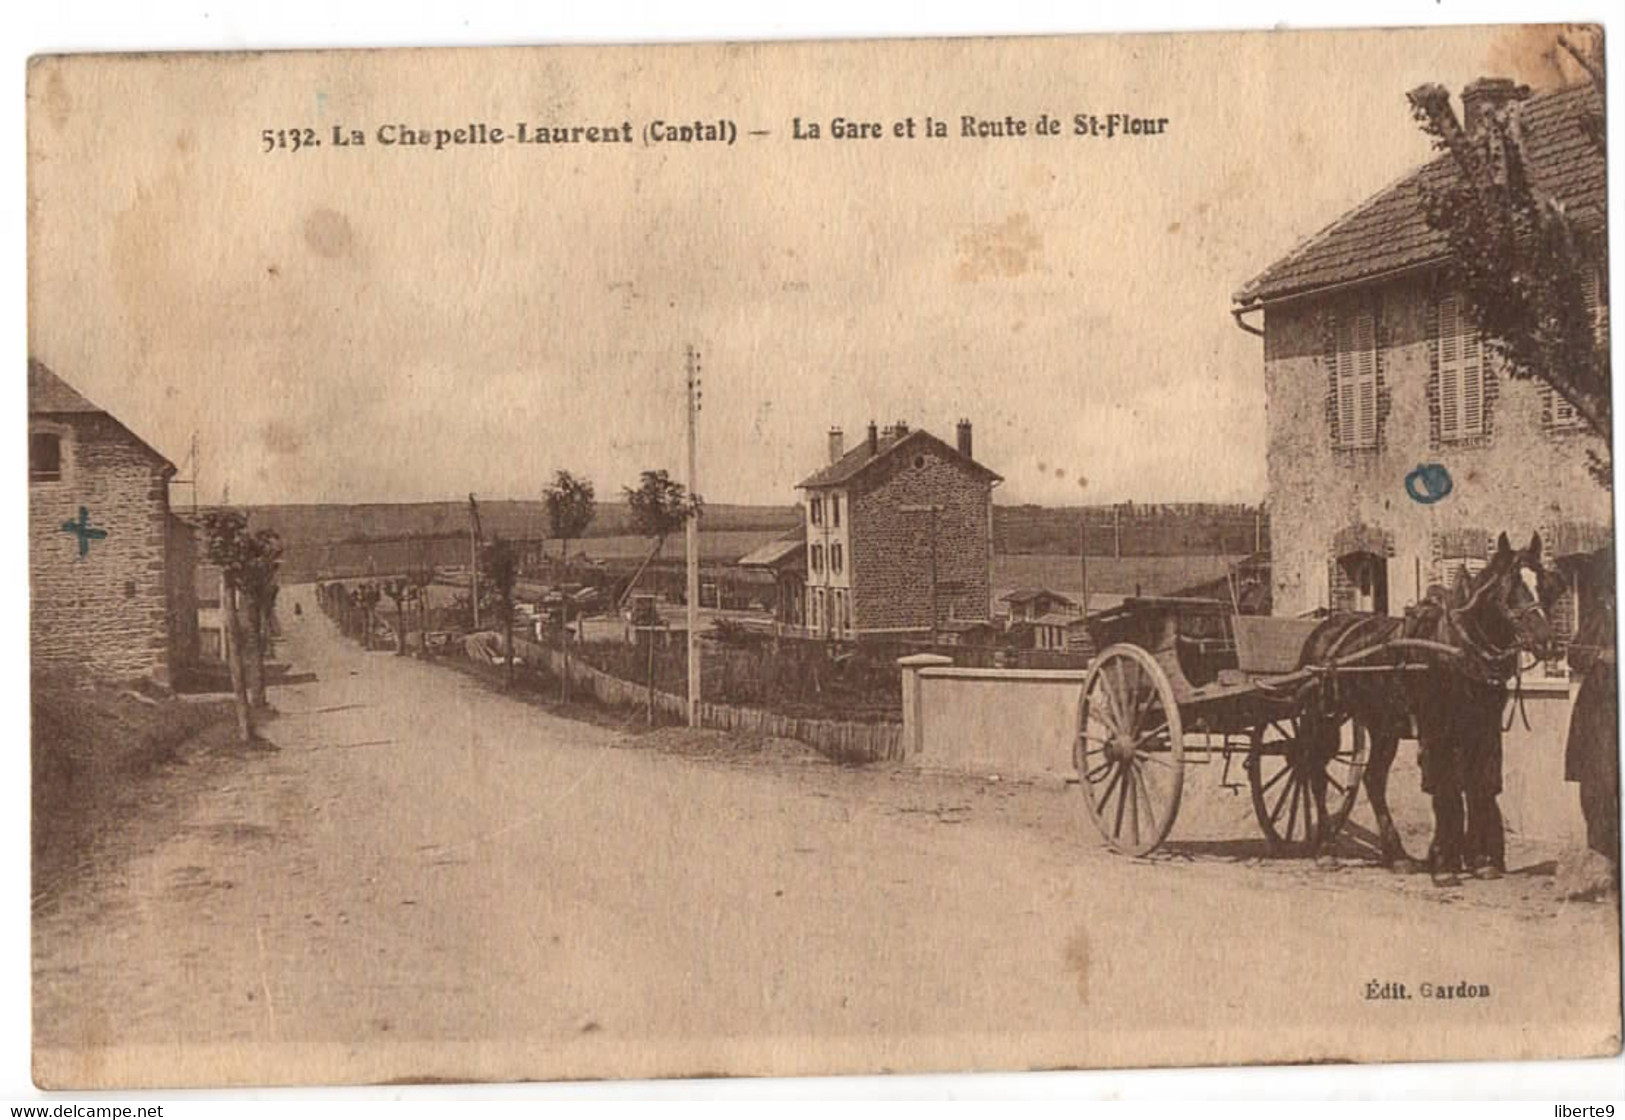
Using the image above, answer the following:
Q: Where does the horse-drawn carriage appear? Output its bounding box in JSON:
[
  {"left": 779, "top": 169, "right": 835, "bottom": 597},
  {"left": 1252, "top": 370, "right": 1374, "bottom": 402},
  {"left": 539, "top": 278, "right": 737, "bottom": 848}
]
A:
[
  {"left": 1071, "top": 536, "right": 1555, "bottom": 865},
  {"left": 1075, "top": 596, "right": 1384, "bottom": 855}
]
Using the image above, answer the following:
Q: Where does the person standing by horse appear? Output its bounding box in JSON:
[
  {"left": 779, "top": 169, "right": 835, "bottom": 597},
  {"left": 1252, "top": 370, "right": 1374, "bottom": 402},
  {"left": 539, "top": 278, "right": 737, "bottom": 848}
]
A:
[
  {"left": 1564, "top": 546, "right": 1618, "bottom": 896},
  {"left": 1404, "top": 533, "right": 1555, "bottom": 886}
]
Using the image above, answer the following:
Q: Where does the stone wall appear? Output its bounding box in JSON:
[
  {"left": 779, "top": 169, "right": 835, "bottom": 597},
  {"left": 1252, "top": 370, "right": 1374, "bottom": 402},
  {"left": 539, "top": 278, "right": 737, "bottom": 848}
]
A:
[
  {"left": 29, "top": 414, "right": 176, "bottom": 682},
  {"left": 850, "top": 441, "right": 993, "bottom": 632}
]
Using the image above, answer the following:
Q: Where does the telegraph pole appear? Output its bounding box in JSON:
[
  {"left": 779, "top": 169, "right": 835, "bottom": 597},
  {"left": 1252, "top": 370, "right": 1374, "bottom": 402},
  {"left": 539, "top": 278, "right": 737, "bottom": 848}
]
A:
[
  {"left": 685, "top": 345, "right": 702, "bottom": 728},
  {"left": 468, "top": 493, "right": 482, "bottom": 629},
  {"left": 1079, "top": 508, "right": 1089, "bottom": 626}
]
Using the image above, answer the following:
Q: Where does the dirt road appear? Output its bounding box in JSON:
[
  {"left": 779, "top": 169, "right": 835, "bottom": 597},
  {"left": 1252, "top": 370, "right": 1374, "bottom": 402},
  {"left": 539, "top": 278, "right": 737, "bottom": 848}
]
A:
[{"left": 33, "top": 585, "right": 1621, "bottom": 1087}]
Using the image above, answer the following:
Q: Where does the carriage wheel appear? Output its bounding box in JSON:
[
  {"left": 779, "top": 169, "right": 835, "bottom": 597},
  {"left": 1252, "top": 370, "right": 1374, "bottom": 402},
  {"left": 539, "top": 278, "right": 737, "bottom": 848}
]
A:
[
  {"left": 1246, "top": 716, "right": 1369, "bottom": 857},
  {"left": 1075, "top": 644, "right": 1184, "bottom": 856}
]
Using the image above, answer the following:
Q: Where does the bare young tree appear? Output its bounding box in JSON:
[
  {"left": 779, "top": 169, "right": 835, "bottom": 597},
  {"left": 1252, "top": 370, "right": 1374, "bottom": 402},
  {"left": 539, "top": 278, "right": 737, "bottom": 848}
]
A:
[
  {"left": 201, "top": 511, "right": 258, "bottom": 742},
  {"left": 544, "top": 469, "right": 597, "bottom": 701},
  {"left": 481, "top": 536, "right": 521, "bottom": 687},
  {"left": 544, "top": 469, "right": 598, "bottom": 572},
  {"left": 382, "top": 577, "right": 411, "bottom": 655},
  {"left": 238, "top": 528, "right": 283, "bottom": 708},
  {"left": 621, "top": 469, "right": 702, "bottom": 604}
]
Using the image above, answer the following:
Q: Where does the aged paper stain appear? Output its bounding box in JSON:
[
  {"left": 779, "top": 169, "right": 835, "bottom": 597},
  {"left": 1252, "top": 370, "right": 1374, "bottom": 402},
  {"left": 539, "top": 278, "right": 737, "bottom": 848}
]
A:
[
  {"left": 303, "top": 207, "right": 355, "bottom": 259},
  {"left": 956, "top": 212, "right": 1042, "bottom": 282},
  {"left": 1064, "top": 929, "right": 1090, "bottom": 1003}
]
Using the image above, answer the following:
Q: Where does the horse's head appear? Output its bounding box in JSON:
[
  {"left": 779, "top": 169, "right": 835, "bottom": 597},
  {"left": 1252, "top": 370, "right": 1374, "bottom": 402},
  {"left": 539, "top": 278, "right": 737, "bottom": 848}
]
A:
[{"left": 1458, "top": 532, "right": 1561, "bottom": 665}]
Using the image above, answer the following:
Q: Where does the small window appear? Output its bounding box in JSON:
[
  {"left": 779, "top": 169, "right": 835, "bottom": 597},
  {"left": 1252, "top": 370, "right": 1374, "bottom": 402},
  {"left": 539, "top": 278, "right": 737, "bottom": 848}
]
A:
[
  {"left": 832, "top": 496, "right": 841, "bottom": 528},
  {"left": 810, "top": 498, "right": 823, "bottom": 526},
  {"left": 913, "top": 454, "right": 927, "bottom": 469},
  {"left": 29, "top": 431, "right": 61, "bottom": 483},
  {"left": 1436, "top": 296, "right": 1484, "bottom": 441},
  {"left": 1333, "top": 311, "right": 1378, "bottom": 449},
  {"left": 831, "top": 543, "right": 843, "bottom": 574},
  {"left": 810, "top": 544, "right": 823, "bottom": 573},
  {"left": 1547, "top": 266, "right": 1607, "bottom": 433}
]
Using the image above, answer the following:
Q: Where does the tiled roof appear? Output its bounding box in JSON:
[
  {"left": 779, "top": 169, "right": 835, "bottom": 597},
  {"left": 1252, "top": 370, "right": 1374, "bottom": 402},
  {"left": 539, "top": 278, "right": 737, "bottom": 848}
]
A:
[
  {"left": 1001, "top": 586, "right": 1075, "bottom": 606},
  {"left": 28, "top": 357, "right": 175, "bottom": 471},
  {"left": 797, "top": 427, "right": 1002, "bottom": 489},
  {"left": 737, "top": 535, "right": 807, "bottom": 570},
  {"left": 1031, "top": 612, "right": 1083, "bottom": 628},
  {"left": 1235, "top": 82, "right": 1605, "bottom": 307},
  {"left": 28, "top": 359, "right": 102, "bottom": 413}
]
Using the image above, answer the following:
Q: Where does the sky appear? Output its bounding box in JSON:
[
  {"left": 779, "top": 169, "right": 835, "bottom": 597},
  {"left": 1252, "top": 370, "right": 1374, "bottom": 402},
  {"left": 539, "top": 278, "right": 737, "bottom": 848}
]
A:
[{"left": 25, "top": 24, "right": 1595, "bottom": 508}]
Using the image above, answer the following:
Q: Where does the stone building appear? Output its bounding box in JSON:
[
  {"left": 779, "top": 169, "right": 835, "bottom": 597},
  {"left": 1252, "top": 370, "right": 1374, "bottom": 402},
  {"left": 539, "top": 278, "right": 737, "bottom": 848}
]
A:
[
  {"left": 28, "top": 359, "right": 198, "bottom": 684},
  {"left": 797, "top": 420, "right": 1001, "bottom": 640},
  {"left": 1231, "top": 79, "right": 1609, "bottom": 843},
  {"left": 1233, "top": 79, "right": 1608, "bottom": 646}
]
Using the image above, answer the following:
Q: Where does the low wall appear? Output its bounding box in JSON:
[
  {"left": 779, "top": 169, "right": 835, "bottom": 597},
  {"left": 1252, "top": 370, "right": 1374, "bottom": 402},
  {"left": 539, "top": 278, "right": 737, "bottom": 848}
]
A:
[
  {"left": 1499, "top": 682, "right": 1588, "bottom": 848},
  {"left": 901, "top": 655, "right": 1086, "bottom": 780},
  {"left": 510, "top": 638, "right": 904, "bottom": 763},
  {"left": 898, "top": 655, "right": 1592, "bottom": 844}
]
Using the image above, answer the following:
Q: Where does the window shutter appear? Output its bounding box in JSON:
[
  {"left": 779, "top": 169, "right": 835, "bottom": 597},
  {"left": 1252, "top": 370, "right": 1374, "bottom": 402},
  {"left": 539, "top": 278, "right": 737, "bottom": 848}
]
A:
[
  {"left": 1334, "top": 316, "right": 1355, "bottom": 446},
  {"left": 1439, "top": 297, "right": 1461, "bottom": 440},
  {"left": 1546, "top": 267, "right": 1603, "bottom": 430},
  {"left": 1462, "top": 311, "right": 1483, "bottom": 436},
  {"left": 1437, "top": 296, "right": 1483, "bottom": 440},
  {"left": 1354, "top": 312, "right": 1377, "bottom": 448}
]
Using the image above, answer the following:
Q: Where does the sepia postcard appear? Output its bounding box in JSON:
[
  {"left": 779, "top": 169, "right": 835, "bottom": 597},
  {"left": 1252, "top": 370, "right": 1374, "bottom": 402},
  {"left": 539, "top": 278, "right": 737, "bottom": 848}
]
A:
[{"left": 25, "top": 24, "right": 1622, "bottom": 1089}]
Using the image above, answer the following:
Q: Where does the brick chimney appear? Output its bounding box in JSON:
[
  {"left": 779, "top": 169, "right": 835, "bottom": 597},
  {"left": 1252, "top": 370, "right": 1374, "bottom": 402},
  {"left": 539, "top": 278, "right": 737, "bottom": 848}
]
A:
[
  {"left": 956, "top": 418, "right": 973, "bottom": 459},
  {"left": 894, "top": 419, "right": 909, "bottom": 435},
  {"left": 1461, "top": 76, "right": 1529, "bottom": 134},
  {"left": 827, "top": 426, "right": 844, "bottom": 465},
  {"left": 866, "top": 420, "right": 879, "bottom": 456}
]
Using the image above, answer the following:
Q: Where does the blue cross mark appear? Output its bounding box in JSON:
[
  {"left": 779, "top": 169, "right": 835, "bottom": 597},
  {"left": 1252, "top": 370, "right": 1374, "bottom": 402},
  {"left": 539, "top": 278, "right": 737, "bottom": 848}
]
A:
[{"left": 60, "top": 506, "right": 108, "bottom": 559}]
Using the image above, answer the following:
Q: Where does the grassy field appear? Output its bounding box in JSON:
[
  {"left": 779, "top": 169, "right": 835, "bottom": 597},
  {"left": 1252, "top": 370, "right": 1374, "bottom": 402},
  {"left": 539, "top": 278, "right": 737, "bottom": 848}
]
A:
[{"left": 991, "top": 554, "right": 1249, "bottom": 601}]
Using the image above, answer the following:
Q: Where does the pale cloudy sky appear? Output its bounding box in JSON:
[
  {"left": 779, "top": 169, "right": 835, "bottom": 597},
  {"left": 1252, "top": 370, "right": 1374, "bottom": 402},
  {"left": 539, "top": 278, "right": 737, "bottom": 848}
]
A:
[{"left": 26, "top": 25, "right": 1589, "bottom": 506}]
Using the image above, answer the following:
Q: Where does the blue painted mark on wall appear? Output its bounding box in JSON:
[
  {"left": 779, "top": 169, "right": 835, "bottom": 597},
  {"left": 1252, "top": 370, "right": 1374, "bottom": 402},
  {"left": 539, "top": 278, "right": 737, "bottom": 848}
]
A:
[
  {"left": 60, "top": 506, "right": 107, "bottom": 558},
  {"left": 1405, "top": 463, "right": 1454, "bottom": 505}
]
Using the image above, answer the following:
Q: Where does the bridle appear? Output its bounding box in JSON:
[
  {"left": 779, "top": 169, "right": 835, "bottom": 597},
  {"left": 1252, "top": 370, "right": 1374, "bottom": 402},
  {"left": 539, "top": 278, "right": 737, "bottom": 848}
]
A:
[{"left": 1447, "top": 557, "right": 1551, "bottom": 729}]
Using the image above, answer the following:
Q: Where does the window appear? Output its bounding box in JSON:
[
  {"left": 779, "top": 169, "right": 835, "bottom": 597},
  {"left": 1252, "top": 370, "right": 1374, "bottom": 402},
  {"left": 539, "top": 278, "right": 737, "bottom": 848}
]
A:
[
  {"left": 1435, "top": 529, "right": 1489, "bottom": 599},
  {"left": 810, "top": 544, "right": 824, "bottom": 573},
  {"left": 1546, "top": 566, "right": 1581, "bottom": 679},
  {"left": 1544, "top": 547, "right": 1607, "bottom": 681},
  {"left": 834, "top": 589, "right": 848, "bottom": 635},
  {"left": 1437, "top": 295, "right": 1484, "bottom": 441},
  {"left": 29, "top": 431, "right": 61, "bottom": 483},
  {"left": 810, "top": 498, "right": 823, "bottom": 526},
  {"left": 831, "top": 543, "right": 843, "bottom": 574},
  {"left": 1331, "top": 550, "right": 1388, "bottom": 614},
  {"left": 1333, "top": 311, "right": 1378, "bottom": 449},
  {"left": 1545, "top": 266, "right": 1605, "bottom": 432},
  {"left": 832, "top": 495, "right": 841, "bottom": 528}
]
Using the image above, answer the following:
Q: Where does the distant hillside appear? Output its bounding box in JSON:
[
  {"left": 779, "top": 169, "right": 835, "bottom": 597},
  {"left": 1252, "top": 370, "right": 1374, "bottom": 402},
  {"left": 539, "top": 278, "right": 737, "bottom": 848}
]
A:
[
  {"left": 226, "top": 501, "right": 801, "bottom": 546},
  {"left": 994, "top": 502, "right": 1268, "bottom": 557},
  {"left": 211, "top": 499, "right": 1266, "bottom": 584}
]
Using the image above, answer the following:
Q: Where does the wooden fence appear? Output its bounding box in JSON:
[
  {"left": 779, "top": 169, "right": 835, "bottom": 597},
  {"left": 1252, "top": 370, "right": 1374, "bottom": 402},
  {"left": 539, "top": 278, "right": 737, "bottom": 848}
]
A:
[{"left": 508, "top": 638, "right": 905, "bottom": 764}]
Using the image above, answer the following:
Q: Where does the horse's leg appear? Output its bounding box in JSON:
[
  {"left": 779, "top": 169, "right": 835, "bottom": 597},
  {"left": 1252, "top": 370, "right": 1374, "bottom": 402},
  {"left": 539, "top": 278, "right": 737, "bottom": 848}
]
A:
[{"left": 1363, "top": 725, "right": 1416, "bottom": 871}]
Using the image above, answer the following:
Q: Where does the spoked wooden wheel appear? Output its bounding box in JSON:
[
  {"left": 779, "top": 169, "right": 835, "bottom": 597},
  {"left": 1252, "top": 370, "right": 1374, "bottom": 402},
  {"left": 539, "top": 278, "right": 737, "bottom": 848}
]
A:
[
  {"left": 1246, "top": 716, "right": 1369, "bottom": 856},
  {"left": 1075, "top": 644, "right": 1184, "bottom": 856}
]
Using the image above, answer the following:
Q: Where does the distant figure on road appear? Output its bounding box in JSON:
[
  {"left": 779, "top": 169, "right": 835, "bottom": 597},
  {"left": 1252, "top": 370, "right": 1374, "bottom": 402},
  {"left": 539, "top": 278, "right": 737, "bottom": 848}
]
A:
[{"left": 294, "top": 602, "right": 303, "bottom": 619}]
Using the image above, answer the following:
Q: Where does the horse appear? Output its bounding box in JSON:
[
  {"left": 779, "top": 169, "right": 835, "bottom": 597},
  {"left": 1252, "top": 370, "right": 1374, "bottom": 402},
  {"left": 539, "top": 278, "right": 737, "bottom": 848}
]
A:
[{"left": 1289, "top": 532, "right": 1558, "bottom": 884}]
